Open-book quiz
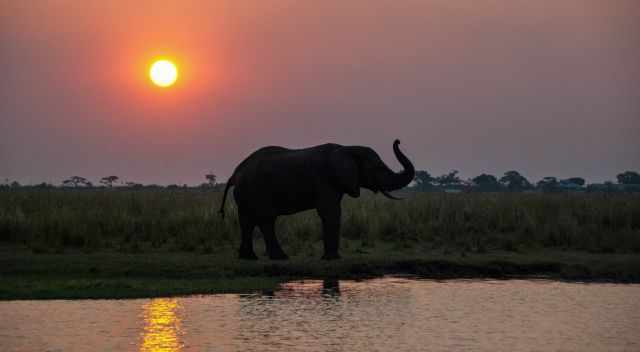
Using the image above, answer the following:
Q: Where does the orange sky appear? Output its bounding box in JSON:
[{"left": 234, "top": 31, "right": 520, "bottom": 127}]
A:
[{"left": 1, "top": 1, "right": 639, "bottom": 185}]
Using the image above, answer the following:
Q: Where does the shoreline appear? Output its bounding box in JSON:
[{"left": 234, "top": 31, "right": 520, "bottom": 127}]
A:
[{"left": 2, "top": 248, "right": 639, "bottom": 300}]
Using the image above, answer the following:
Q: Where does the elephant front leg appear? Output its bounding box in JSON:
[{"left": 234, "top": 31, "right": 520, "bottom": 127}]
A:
[{"left": 318, "top": 203, "right": 342, "bottom": 260}]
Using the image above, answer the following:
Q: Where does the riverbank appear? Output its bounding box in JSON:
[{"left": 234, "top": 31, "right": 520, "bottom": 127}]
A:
[{"left": 2, "top": 245, "right": 639, "bottom": 300}]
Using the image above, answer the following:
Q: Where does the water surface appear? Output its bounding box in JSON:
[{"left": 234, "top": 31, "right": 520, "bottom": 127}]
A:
[{"left": 1, "top": 278, "right": 639, "bottom": 351}]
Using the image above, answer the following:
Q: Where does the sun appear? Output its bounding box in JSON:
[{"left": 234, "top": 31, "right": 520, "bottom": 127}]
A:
[{"left": 149, "top": 60, "right": 178, "bottom": 87}]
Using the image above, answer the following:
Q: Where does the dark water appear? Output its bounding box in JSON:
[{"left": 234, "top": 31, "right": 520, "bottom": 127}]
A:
[{"left": 1, "top": 278, "right": 639, "bottom": 351}]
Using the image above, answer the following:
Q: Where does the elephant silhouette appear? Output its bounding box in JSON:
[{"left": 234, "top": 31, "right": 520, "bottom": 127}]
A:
[{"left": 220, "top": 139, "right": 414, "bottom": 260}]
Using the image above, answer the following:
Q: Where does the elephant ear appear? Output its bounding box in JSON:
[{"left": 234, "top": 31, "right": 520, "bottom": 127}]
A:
[{"left": 329, "top": 147, "right": 360, "bottom": 198}]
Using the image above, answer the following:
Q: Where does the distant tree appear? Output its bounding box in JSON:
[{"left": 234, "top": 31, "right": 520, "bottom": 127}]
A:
[
  {"left": 561, "top": 177, "right": 585, "bottom": 186},
  {"left": 166, "top": 184, "right": 180, "bottom": 189},
  {"left": 537, "top": 177, "right": 559, "bottom": 192},
  {"left": 472, "top": 174, "right": 501, "bottom": 192},
  {"left": 62, "top": 176, "right": 91, "bottom": 188},
  {"left": 205, "top": 172, "right": 217, "bottom": 187},
  {"left": 34, "top": 182, "right": 54, "bottom": 189},
  {"left": 125, "top": 182, "right": 143, "bottom": 188},
  {"left": 616, "top": 171, "right": 640, "bottom": 185},
  {"left": 413, "top": 170, "right": 434, "bottom": 191},
  {"left": 100, "top": 176, "right": 119, "bottom": 188},
  {"left": 435, "top": 170, "right": 462, "bottom": 187},
  {"left": 604, "top": 180, "right": 616, "bottom": 193},
  {"left": 500, "top": 171, "right": 532, "bottom": 191},
  {"left": 10, "top": 181, "right": 21, "bottom": 188}
]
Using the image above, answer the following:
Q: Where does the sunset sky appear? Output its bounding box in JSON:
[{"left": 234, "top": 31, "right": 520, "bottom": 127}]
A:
[{"left": 2, "top": 0, "right": 639, "bottom": 185}]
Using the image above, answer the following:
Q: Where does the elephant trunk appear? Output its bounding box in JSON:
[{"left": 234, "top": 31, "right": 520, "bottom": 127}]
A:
[{"left": 378, "top": 139, "right": 415, "bottom": 191}]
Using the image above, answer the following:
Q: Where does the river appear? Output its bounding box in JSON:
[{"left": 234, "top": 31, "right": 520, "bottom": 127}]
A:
[{"left": 1, "top": 278, "right": 639, "bottom": 351}]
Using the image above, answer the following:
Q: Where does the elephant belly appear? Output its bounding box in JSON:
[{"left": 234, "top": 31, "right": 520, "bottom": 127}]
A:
[{"left": 272, "top": 188, "right": 316, "bottom": 215}]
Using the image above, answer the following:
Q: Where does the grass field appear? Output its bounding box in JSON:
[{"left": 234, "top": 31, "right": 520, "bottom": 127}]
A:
[
  {"left": 1, "top": 189, "right": 639, "bottom": 299},
  {"left": 2, "top": 189, "right": 639, "bottom": 254}
]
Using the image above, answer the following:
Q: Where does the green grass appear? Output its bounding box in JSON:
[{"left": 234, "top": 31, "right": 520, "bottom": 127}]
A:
[
  {"left": 1, "top": 246, "right": 639, "bottom": 300},
  {"left": 1, "top": 189, "right": 639, "bottom": 254},
  {"left": 1, "top": 189, "right": 639, "bottom": 299},
  {"left": 0, "top": 276, "right": 283, "bottom": 300}
]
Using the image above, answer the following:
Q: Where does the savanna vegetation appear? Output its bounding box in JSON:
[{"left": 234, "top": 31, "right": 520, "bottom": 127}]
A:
[
  {"left": 2, "top": 188, "right": 639, "bottom": 254},
  {"left": 1, "top": 188, "right": 639, "bottom": 299}
]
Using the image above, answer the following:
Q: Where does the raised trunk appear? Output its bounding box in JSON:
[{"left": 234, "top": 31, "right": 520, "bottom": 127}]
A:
[{"left": 378, "top": 139, "right": 415, "bottom": 191}]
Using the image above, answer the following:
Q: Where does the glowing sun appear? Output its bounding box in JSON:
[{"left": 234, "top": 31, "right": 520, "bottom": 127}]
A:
[{"left": 149, "top": 60, "right": 178, "bottom": 87}]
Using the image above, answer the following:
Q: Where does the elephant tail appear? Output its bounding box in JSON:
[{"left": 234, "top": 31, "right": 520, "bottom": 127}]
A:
[{"left": 218, "top": 175, "right": 235, "bottom": 219}]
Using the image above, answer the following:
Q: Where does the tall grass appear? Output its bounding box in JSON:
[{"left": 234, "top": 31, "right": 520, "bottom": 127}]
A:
[{"left": 1, "top": 189, "right": 639, "bottom": 254}]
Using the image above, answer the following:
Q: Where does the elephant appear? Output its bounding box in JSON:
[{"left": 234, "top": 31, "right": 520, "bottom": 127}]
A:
[{"left": 219, "top": 139, "right": 415, "bottom": 260}]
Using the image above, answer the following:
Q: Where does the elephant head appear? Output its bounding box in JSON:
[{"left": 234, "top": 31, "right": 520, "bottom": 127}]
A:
[{"left": 330, "top": 139, "right": 415, "bottom": 199}]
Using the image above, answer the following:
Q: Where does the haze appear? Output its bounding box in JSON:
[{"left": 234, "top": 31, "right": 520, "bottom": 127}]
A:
[{"left": 1, "top": 0, "right": 639, "bottom": 185}]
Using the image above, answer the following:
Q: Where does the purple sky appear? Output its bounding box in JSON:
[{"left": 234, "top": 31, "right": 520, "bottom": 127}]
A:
[{"left": 1, "top": 1, "right": 639, "bottom": 185}]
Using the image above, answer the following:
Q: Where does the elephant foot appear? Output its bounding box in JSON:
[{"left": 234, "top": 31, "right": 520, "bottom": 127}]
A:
[
  {"left": 238, "top": 249, "right": 258, "bottom": 260},
  {"left": 268, "top": 252, "right": 289, "bottom": 261},
  {"left": 321, "top": 252, "right": 341, "bottom": 260}
]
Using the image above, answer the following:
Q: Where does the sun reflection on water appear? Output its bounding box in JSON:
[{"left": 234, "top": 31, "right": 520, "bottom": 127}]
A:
[{"left": 140, "top": 298, "right": 183, "bottom": 352}]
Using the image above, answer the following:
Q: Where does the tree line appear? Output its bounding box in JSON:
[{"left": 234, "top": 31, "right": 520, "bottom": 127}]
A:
[
  {"left": 2, "top": 170, "right": 639, "bottom": 193},
  {"left": 412, "top": 170, "right": 640, "bottom": 193},
  {"left": 0, "top": 172, "right": 222, "bottom": 190}
]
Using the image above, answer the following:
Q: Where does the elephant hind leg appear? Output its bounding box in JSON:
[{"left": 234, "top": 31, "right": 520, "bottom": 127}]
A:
[
  {"left": 259, "top": 219, "right": 289, "bottom": 260},
  {"left": 238, "top": 213, "right": 258, "bottom": 260}
]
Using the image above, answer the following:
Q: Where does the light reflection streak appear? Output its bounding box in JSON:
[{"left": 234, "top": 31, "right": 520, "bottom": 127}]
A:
[{"left": 140, "top": 298, "right": 183, "bottom": 352}]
